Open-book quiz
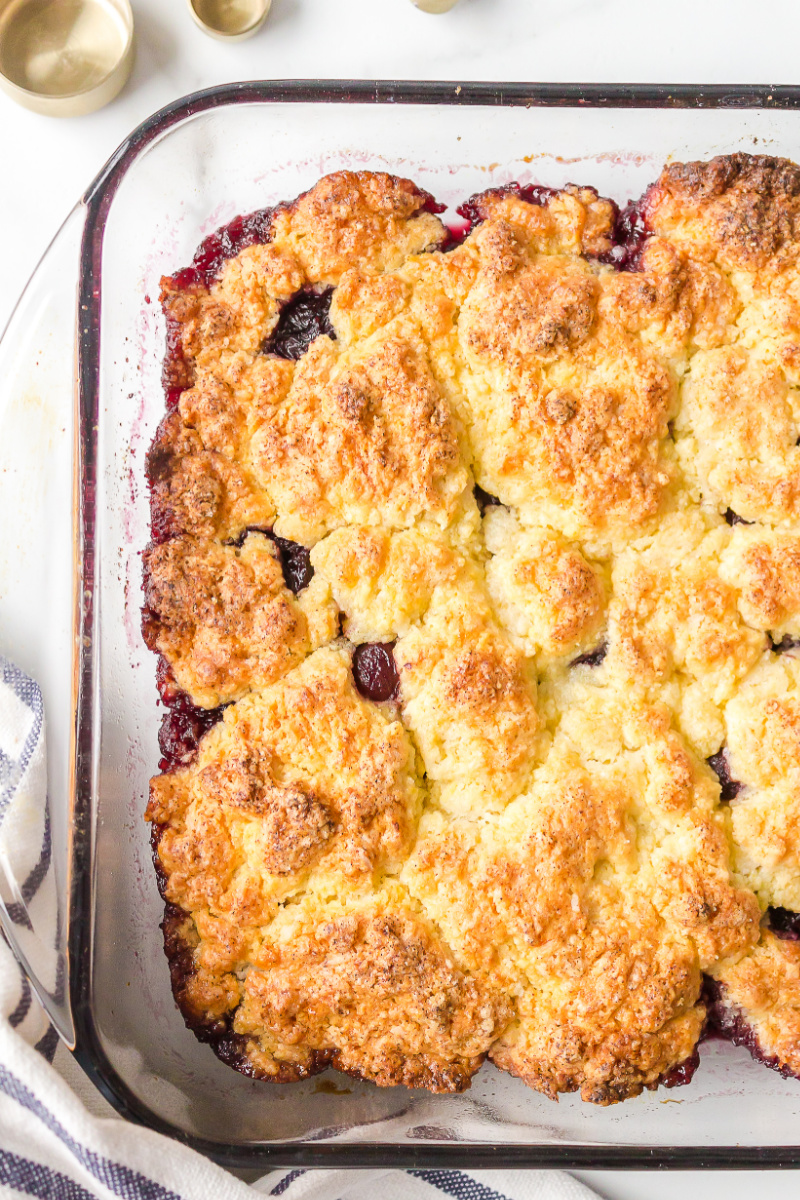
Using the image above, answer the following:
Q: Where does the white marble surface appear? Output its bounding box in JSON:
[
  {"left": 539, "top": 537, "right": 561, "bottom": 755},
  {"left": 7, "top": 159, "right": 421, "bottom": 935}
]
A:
[{"left": 3, "top": 0, "right": 800, "bottom": 1194}]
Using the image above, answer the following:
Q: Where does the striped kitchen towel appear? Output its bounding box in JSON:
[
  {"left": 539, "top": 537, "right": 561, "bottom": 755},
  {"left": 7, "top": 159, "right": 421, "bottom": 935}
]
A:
[
  {"left": 259, "top": 1168, "right": 598, "bottom": 1199},
  {"left": 0, "top": 655, "right": 600, "bottom": 1200},
  {"left": 0, "top": 655, "right": 62, "bottom": 1057}
]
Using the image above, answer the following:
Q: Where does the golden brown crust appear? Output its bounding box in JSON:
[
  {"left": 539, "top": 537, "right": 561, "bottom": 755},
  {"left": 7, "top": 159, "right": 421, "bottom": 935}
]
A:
[
  {"left": 143, "top": 533, "right": 317, "bottom": 707},
  {"left": 649, "top": 153, "right": 800, "bottom": 271},
  {"left": 248, "top": 334, "right": 470, "bottom": 543},
  {"left": 676, "top": 346, "right": 800, "bottom": 526},
  {"left": 147, "top": 412, "right": 274, "bottom": 541},
  {"left": 484, "top": 508, "right": 606, "bottom": 662},
  {"left": 148, "top": 162, "right": 800, "bottom": 1103},
  {"left": 598, "top": 236, "right": 740, "bottom": 359},
  {"left": 158, "top": 900, "right": 334, "bottom": 1082},
  {"left": 310, "top": 525, "right": 468, "bottom": 644},
  {"left": 723, "top": 656, "right": 800, "bottom": 910},
  {"left": 402, "top": 700, "right": 759, "bottom": 1103},
  {"left": 463, "top": 222, "right": 599, "bottom": 363},
  {"left": 270, "top": 171, "right": 447, "bottom": 285},
  {"left": 721, "top": 527, "right": 800, "bottom": 637},
  {"left": 149, "top": 647, "right": 423, "bottom": 894},
  {"left": 458, "top": 238, "right": 679, "bottom": 547},
  {"left": 395, "top": 573, "right": 540, "bottom": 815},
  {"left": 465, "top": 185, "right": 617, "bottom": 259},
  {"left": 712, "top": 931, "right": 800, "bottom": 1079},
  {"left": 602, "top": 512, "right": 766, "bottom": 755},
  {"left": 234, "top": 902, "right": 512, "bottom": 1091}
]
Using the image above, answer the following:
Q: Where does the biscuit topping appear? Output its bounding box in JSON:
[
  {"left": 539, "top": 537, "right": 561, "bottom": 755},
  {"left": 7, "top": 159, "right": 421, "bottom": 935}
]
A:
[{"left": 146, "top": 161, "right": 800, "bottom": 1099}]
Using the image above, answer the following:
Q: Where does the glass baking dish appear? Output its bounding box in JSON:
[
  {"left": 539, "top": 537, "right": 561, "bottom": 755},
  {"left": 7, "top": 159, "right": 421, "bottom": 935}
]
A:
[{"left": 4, "top": 80, "right": 800, "bottom": 1170}]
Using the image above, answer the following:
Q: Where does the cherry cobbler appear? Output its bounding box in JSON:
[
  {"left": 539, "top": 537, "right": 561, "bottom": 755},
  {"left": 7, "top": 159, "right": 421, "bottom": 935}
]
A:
[{"left": 143, "top": 157, "right": 800, "bottom": 1104}]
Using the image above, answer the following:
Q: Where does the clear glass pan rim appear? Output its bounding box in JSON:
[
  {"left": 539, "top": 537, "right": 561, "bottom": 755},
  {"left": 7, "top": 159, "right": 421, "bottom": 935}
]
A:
[{"left": 71, "top": 79, "right": 800, "bottom": 1169}]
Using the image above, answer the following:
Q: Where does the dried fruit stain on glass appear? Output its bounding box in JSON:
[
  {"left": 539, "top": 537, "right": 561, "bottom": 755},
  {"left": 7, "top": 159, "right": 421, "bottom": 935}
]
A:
[{"left": 142, "top": 158, "right": 800, "bottom": 1103}]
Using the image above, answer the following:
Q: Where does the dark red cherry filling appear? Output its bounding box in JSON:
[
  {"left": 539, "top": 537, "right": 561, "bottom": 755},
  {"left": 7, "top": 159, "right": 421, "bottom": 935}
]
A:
[
  {"left": 707, "top": 749, "right": 742, "bottom": 803},
  {"left": 157, "top": 693, "right": 224, "bottom": 774},
  {"left": 146, "top": 498, "right": 177, "bottom": 548},
  {"left": 155, "top": 656, "right": 182, "bottom": 705},
  {"left": 416, "top": 191, "right": 447, "bottom": 218},
  {"left": 456, "top": 181, "right": 653, "bottom": 273},
  {"left": 154, "top": 658, "right": 225, "bottom": 774},
  {"left": 270, "top": 534, "right": 314, "bottom": 594},
  {"left": 771, "top": 634, "right": 800, "bottom": 655},
  {"left": 147, "top": 505, "right": 173, "bottom": 548},
  {"left": 171, "top": 206, "right": 276, "bottom": 293},
  {"left": 703, "top": 976, "right": 799, "bottom": 1081},
  {"left": 593, "top": 195, "right": 653, "bottom": 271},
  {"left": 162, "top": 312, "right": 194, "bottom": 409},
  {"left": 456, "top": 182, "right": 560, "bottom": 233},
  {"left": 724, "top": 509, "right": 753, "bottom": 527},
  {"left": 160, "top": 207, "right": 277, "bottom": 406},
  {"left": 261, "top": 287, "right": 336, "bottom": 360},
  {"left": 660, "top": 1045, "right": 701, "bottom": 1089},
  {"left": 767, "top": 907, "right": 800, "bottom": 941},
  {"left": 474, "top": 484, "right": 501, "bottom": 515},
  {"left": 227, "top": 527, "right": 313, "bottom": 595},
  {"left": 224, "top": 525, "right": 270, "bottom": 550},
  {"left": 571, "top": 641, "right": 607, "bottom": 668},
  {"left": 439, "top": 219, "right": 472, "bottom": 252},
  {"left": 352, "top": 642, "right": 400, "bottom": 702}
]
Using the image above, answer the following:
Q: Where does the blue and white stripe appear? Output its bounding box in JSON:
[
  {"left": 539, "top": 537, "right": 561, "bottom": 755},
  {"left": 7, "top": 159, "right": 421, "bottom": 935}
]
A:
[
  {"left": 263, "top": 1168, "right": 596, "bottom": 1200},
  {"left": 0, "top": 656, "right": 60, "bottom": 1055}
]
